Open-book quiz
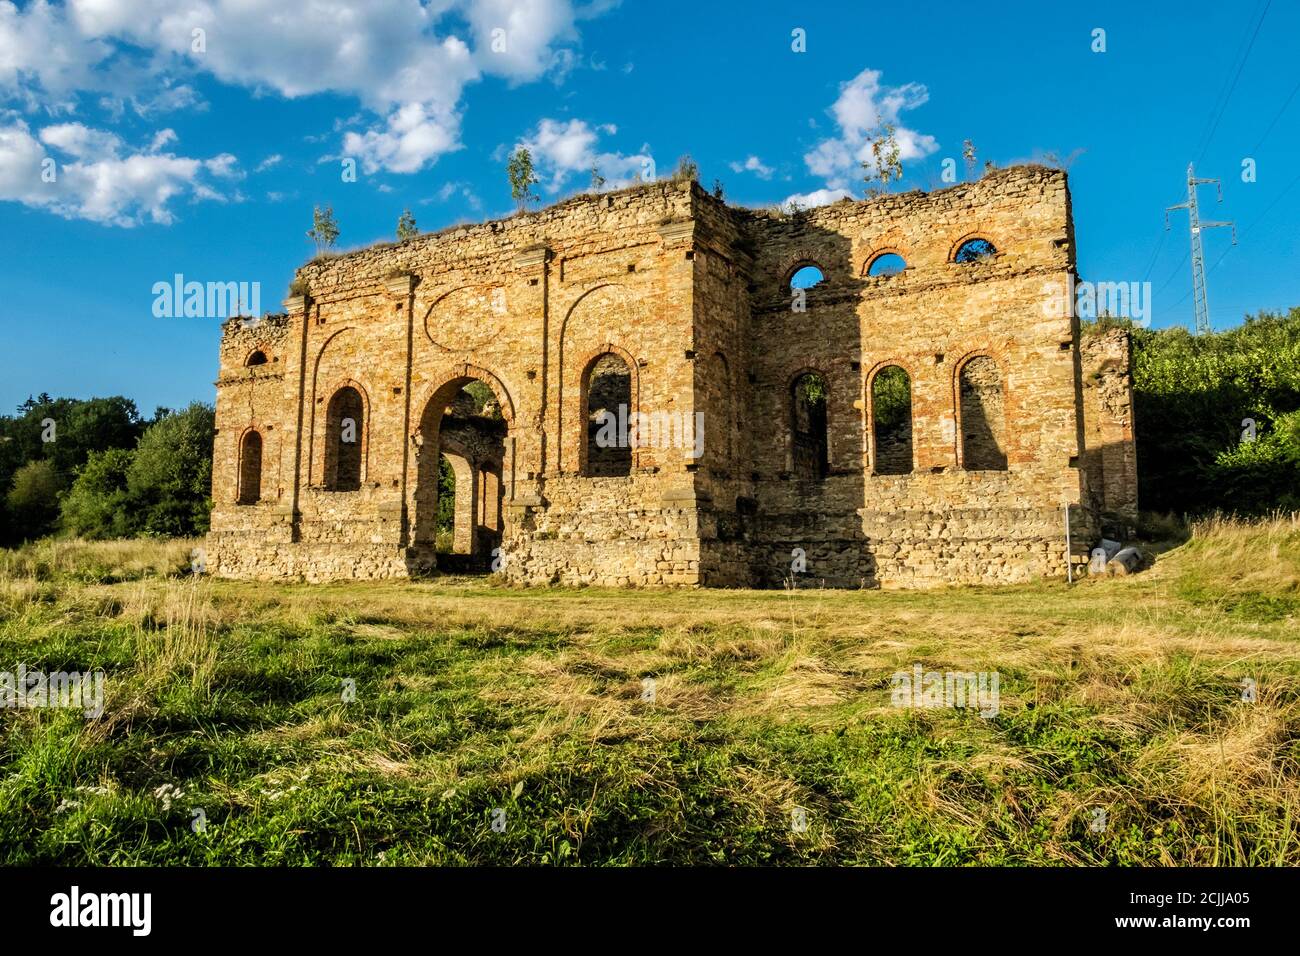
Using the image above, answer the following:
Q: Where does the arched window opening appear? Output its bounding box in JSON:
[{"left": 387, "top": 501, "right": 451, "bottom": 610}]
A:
[
  {"left": 872, "top": 366, "right": 913, "bottom": 475},
  {"left": 416, "top": 379, "right": 508, "bottom": 566},
  {"left": 959, "top": 356, "right": 1008, "bottom": 471},
  {"left": 789, "top": 264, "right": 825, "bottom": 290},
  {"left": 238, "top": 430, "right": 263, "bottom": 504},
  {"left": 954, "top": 238, "right": 997, "bottom": 263},
  {"left": 324, "top": 386, "right": 364, "bottom": 491},
  {"left": 245, "top": 350, "right": 269, "bottom": 367},
  {"left": 585, "top": 353, "right": 632, "bottom": 477},
  {"left": 867, "top": 252, "right": 907, "bottom": 277},
  {"left": 791, "top": 372, "right": 829, "bottom": 480}
]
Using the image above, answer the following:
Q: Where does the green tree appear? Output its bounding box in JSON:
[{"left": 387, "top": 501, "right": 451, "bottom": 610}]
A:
[
  {"left": 396, "top": 208, "right": 418, "bottom": 241},
  {"left": 307, "top": 205, "right": 340, "bottom": 255},
  {"left": 863, "top": 124, "right": 902, "bottom": 198},
  {"left": 673, "top": 155, "right": 699, "bottom": 182},
  {"left": 436, "top": 454, "right": 456, "bottom": 548},
  {"left": 1117, "top": 307, "right": 1300, "bottom": 515},
  {"left": 126, "top": 403, "right": 215, "bottom": 537},
  {"left": 60, "top": 447, "right": 136, "bottom": 539},
  {"left": 5, "top": 459, "right": 61, "bottom": 541},
  {"left": 0, "top": 395, "right": 143, "bottom": 544},
  {"left": 507, "top": 147, "right": 539, "bottom": 211},
  {"left": 1206, "top": 410, "right": 1300, "bottom": 515}
]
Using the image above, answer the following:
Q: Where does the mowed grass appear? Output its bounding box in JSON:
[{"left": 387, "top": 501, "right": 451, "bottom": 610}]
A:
[{"left": 0, "top": 518, "right": 1297, "bottom": 866}]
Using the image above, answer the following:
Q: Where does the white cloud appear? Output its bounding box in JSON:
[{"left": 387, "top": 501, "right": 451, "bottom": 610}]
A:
[
  {"left": 1, "top": 1, "right": 609, "bottom": 180},
  {"left": 518, "top": 117, "right": 651, "bottom": 193},
  {"left": 39, "top": 122, "right": 122, "bottom": 161},
  {"left": 730, "top": 155, "right": 773, "bottom": 179},
  {"left": 0, "top": 118, "right": 233, "bottom": 226},
  {"left": 430, "top": 180, "right": 481, "bottom": 210},
  {"left": 466, "top": 0, "right": 577, "bottom": 82},
  {"left": 343, "top": 101, "right": 460, "bottom": 175},
  {"left": 254, "top": 154, "right": 282, "bottom": 173},
  {"left": 780, "top": 187, "right": 853, "bottom": 211},
  {"left": 0, "top": 0, "right": 113, "bottom": 108},
  {"left": 802, "top": 67, "right": 938, "bottom": 194},
  {"left": 204, "top": 152, "right": 240, "bottom": 178},
  {"left": 149, "top": 128, "right": 176, "bottom": 152}
]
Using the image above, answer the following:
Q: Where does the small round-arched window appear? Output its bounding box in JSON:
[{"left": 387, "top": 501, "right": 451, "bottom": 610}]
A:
[
  {"left": 867, "top": 252, "right": 907, "bottom": 277},
  {"left": 953, "top": 238, "right": 997, "bottom": 263},
  {"left": 789, "top": 265, "right": 825, "bottom": 290},
  {"left": 245, "top": 350, "right": 269, "bottom": 367}
]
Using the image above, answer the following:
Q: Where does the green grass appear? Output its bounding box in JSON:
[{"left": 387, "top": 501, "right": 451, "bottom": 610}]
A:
[{"left": 0, "top": 517, "right": 1298, "bottom": 866}]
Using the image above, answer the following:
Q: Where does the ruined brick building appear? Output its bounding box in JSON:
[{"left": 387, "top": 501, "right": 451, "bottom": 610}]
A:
[{"left": 206, "top": 165, "right": 1137, "bottom": 587}]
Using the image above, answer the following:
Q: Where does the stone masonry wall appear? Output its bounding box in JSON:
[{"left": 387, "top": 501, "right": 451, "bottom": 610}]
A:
[
  {"left": 1080, "top": 326, "right": 1139, "bottom": 538},
  {"left": 695, "top": 165, "right": 1093, "bottom": 588},
  {"left": 206, "top": 165, "right": 1130, "bottom": 588}
]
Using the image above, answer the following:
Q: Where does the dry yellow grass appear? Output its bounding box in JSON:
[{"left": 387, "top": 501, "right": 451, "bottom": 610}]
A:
[{"left": 0, "top": 517, "right": 1296, "bottom": 865}]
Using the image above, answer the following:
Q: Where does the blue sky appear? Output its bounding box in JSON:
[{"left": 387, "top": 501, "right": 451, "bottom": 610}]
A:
[{"left": 1, "top": 0, "right": 1297, "bottom": 414}]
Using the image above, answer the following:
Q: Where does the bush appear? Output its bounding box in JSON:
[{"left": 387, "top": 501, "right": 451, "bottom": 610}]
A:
[
  {"left": 1204, "top": 410, "right": 1300, "bottom": 515},
  {"left": 1125, "top": 308, "right": 1300, "bottom": 516},
  {"left": 126, "top": 403, "right": 215, "bottom": 537},
  {"left": 4, "top": 460, "right": 61, "bottom": 540},
  {"left": 0, "top": 394, "right": 145, "bottom": 545},
  {"left": 60, "top": 448, "right": 136, "bottom": 539}
]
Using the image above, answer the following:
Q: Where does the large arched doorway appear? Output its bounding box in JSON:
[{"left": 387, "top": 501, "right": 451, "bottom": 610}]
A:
[{"left": 412, "top": 375, "right": 511, "bottom": 572}]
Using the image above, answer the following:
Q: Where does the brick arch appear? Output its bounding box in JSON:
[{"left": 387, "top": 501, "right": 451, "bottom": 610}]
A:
[
  {"left": 235, "top": 424, "right": 266, "bottom": 505},
  {"left": 948, "top": 231, "right": 1000, "bottom": 263},
  {"left": 951, "top": 351, "right": 1006, "bottom": 391},
  {"left": 780, "top": 256, "right": 828, "bottom": 290},
  {"left": 408, "top": 365, "right": 516, "bottom": 548},
  {"left": 557, "top": 283, "right": 646, "bottom": 473},
  {"left": 784, "top": 365, "right": 832, "bottom": 476},
  {"left": 410, "top": 363, "right": 516, "bottom": 433},
  {"left": 952, "top": 351, "right": 1010, "bottom": 471},
  {"left": 864, "top": 361, "right": 917, "bottom": 476},
  {"left": 312, "top": 377, "right": 371, "bottom": 490},
  {"left": 306, "top": 327, "right": 359, "bottom": 487},
  {"left": 572, "top": 343, "right": 642, "bottom": 476},
  {"left": 860, "top": 245, "right": 910, "bottom": 277}
]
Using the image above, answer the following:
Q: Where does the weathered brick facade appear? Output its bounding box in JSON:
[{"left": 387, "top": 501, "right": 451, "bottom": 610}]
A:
[{"left": 206, "top": 165, "right": 1138, "bottom": 587}]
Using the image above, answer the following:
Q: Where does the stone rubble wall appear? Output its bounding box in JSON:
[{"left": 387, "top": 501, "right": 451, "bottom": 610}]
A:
[
  {"left": 1080, "top": 325, "right": 1140, "bottom": 538},
  {"left": 206, "top": 166, "right": 1131, "bottom": 588}
]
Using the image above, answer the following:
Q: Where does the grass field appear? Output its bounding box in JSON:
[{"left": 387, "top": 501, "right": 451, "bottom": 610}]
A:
[{"left": 1, "top": 517, "right": 1297, "bottom": 866}]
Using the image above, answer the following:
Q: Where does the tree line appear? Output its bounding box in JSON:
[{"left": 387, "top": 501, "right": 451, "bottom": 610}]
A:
[{"left": 0, "top": 397, "right": 213, "bottom": 545}]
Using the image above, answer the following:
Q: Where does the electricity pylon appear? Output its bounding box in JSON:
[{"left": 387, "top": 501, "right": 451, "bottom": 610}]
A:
[{"left": 1165, "top": 163, "right": 1236, "bottom": 335}]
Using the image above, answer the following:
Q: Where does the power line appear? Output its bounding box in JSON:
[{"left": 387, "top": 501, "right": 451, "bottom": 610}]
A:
[
  {"left": 1154, "top": 247, "right": 1189, "bottom": 299},
  {"left": 1139, "top": 221, "right": 1169, "bottom": 283},
  {"left": 1190, "top": 2, "right": 1258, "bottom": 156},
  {"left": 1172, "top": 164, "right": 1300, "bottom": 308},
  {"left": 1251, "top": 73, "right": 1300, "bottom": 154},
  {"left": 1195, "top": 0, "right": 1273, "bottom": 165},
  {"left": 1143, "top": 5, "right": 1269, "bottom": 290}
]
